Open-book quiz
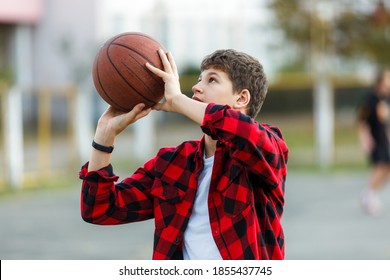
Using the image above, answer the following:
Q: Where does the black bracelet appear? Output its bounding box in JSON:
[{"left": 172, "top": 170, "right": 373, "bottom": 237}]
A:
[{"left": 92, "top": 140, "right": 114, "bottom": 153}]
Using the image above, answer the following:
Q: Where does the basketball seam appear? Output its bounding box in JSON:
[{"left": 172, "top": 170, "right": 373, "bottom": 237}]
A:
[
  {"left": 105, "top": 45, "right": 156, "bottom": 107},
  {"left": 113, "top": 32, "right": 165, "bottom": 91},
  {"left": 112, "top": 42, "right": 164, "bottom": 85},
  {"left": 116, "top": 44, "right": 163, "bottom": 97},
  {"left": 114, "top": 32, "right": 162, "bottom": 47},
  {"left": 110, "top": 42, "right": 163, "bottom": 104},
  {"left": 95, "top": 48, "right": 128, "bottom": 111}
]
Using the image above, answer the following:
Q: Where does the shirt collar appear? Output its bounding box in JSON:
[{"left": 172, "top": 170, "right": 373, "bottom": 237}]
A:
[{"left": 195, "top": 135, "right": 206, "bottom": 161}]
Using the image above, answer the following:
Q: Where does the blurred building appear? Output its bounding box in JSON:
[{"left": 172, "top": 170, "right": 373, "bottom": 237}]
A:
[
  {"left": 99, "top": 0, "right": 273, "bottom": 72},
  {"left": 0, "top": 0, "right": 273, "bottom": 187},
  {"left": 0, "top": 0, "right": 99, "bottom": 187},
  {"left": 1, "top": 0, "right": 272, "bottom": 90},
  {"left": 0, "top": 0, "right": 98, "bottom": 88}
]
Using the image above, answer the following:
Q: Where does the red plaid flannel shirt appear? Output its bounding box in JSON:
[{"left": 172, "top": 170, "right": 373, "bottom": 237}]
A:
[{"left": 79, "top": 103, "right": 288, "bottom": 259}]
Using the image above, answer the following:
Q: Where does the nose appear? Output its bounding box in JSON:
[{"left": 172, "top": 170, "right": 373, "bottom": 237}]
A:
[{"left": 192, "top": 82, "right": 202, "bottom": 94}]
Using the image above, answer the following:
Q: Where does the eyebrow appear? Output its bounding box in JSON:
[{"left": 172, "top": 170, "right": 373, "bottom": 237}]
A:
[{"left": 199, "top": 71, "right": 221, "bottom": 80}]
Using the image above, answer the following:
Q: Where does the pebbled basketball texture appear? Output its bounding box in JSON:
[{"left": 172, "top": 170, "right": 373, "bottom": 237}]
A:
[{"left": 92, "top": 32, "right": 165, "bottom": 111}]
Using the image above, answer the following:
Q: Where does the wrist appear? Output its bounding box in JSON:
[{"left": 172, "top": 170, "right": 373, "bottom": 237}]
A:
[
  {"left": 92, "top": 140, "right": 114, "bottom": 153},
  {"left": 171, "top": 94, "right": 189, "bottom": 113},
  {"left": 94, "top": 126, "right": 116, "bottom": 147}
]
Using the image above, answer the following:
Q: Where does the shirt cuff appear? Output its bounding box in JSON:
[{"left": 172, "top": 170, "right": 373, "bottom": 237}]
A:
[
  {"left": 79, "top": 162, "right": 119, "bottom": 182},
  {"left": 201, "top": 103, "right": 229, "bottom": 137}
]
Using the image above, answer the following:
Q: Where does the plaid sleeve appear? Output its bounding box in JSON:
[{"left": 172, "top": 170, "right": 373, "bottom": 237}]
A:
[
  {"left": 79, "top": 161, "right": 155, "bottom": 225},
  {"left": 201, "top": 103, "right": 288, "bottom": 187}
]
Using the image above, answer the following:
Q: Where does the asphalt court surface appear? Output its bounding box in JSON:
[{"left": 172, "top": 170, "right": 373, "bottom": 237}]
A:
[{"left": 0, "top": 170, "right": 389, "bottom": 260}]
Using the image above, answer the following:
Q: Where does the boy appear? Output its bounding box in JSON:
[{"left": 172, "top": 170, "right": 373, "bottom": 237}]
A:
[{"left": 79, "top": 49, "right": 289, "bottom": 259}]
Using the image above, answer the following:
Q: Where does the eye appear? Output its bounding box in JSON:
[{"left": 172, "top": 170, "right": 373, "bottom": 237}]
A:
[{"left": 208, "top": 77, "right": 216, "bottom": 83}]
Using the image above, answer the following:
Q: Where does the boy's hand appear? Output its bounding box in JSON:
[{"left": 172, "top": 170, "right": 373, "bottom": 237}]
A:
[
  {"left": 146, "top": 49, "right": 182, "bottom": 112},
  {"left": 94, "top": 103, "right": 152, "bottom": 146},
  {"left": 146, "top": 49, "right": 207, "bottom": 125},
  {"left": 88, "top": 103, "right": 151, "bottom": 172}
]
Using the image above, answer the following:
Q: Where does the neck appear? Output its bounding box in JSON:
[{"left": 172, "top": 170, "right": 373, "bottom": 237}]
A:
[{"left": 204, "top": 135, "right": 217, "bottom": 158}]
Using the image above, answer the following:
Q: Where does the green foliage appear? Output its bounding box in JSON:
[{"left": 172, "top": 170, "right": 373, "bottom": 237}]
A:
[
  {"left": 268, "top": 0, "right": 390, "bottom": 68},
  {"left": 180, "top": 65, "right": 200, "bottom": 76},
  {"left": 0, "top": 66, "right": 14, "bottom": 85},
  {"left": 180, "top": 74, "right": 199, "bottom": 96},
  {"left": 0, "top": 26, "right": 14, "bottom": 85},
  {"left": 179, "top": 65, "right": 200, "bottom": 96}
]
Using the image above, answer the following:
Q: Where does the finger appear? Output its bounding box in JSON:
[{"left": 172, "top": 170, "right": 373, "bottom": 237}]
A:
[
  {"left": 124, "top": 103, "right": 145, "bottom": 119},
  {"left": 167, "top": 52, "right": 178, "bottom": 76},
  {"left": 145, "top": 62, "right": 166, "bottom": 78},
  {"left": 122, "top": 103, "right": 150, "bottom": 124},
  {"left": 145, "top": 62, "right": 165, "bottom": 77},
  {"left": 134, "top": 107, "right": 152, "bottom": 121},
  {"left": 131, "top": 103, "right": 146, "bottom": 114},
  {"left": 158, "top": 49, "right": 172, "bottom": 73}
]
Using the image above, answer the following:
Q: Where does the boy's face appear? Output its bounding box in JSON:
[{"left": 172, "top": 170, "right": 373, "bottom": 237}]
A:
[{"left": 192, "top": 68, "right": 237, "bottom": 107}]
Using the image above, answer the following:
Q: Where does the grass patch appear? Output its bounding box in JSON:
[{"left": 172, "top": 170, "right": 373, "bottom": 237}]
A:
[
  {"left": 0, "top": 171, "right": 79, "bottom": 197},
  {"left": 0, "top": 111, "right": 369, "bottom": 195},
  {"left": 261, "top": 112, "right": 366, "bottom": 170}
]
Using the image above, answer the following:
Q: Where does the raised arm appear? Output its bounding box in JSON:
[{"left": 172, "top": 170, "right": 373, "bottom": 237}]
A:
[
  {"left": 201, "top": 104, "right": 288, "bottom": 187},
  {"left": 88, "top": 104, "right": 152, "bottom": 172}
]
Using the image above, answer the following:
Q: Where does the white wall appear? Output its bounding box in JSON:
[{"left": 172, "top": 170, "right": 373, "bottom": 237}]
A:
[
  {"left": 32, "top": 0, "right": 98, "bottom": 87},
  {"left": 98, "top": 0, "right": 274, "bottom": 73}
]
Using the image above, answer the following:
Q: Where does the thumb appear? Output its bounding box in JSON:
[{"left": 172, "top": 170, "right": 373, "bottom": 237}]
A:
[
  {"left": 152, "top": 102, "right": 165, "bottom": 111},
  {"left": 126, "top": 103, "right": 152, "bottom": 122}
]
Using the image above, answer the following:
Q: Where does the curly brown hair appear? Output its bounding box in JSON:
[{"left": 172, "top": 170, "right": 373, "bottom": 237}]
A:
[{"left": 200, "top": 49, "right": 268, "bottom": 118}]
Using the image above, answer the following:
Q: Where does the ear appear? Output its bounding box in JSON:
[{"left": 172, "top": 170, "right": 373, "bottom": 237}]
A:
[{"left": 233, "top": 89, "right": 250, "bottom": 111}]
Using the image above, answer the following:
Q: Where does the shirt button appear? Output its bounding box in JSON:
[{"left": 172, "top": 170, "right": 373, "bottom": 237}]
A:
[
  {"left": 174, "top": 237, "right": 180, "bottom": 244},
  {"left": 216, "top": 141, "right": 223, "bottom": 147},
  {"left": 213, "top": 228, "right": 219, "bottom": 235}
]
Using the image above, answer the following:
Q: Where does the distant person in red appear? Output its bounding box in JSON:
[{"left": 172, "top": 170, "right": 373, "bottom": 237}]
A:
[
  {"left": 358, "top": 69, "right": 390, "bottom": 215},
  {"left": 79, "top": 49, "right": 288, "bottom": 259}
]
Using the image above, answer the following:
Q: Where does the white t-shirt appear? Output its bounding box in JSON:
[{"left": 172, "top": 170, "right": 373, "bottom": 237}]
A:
[{"left": 183, "top": 154, "right": 222, "bottom": 260}]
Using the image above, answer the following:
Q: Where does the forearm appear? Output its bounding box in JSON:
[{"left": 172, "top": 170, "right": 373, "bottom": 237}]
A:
[
  {"left": 88, "top": 124, "right": 116, "bottom": 172},
  {"left": 80, "top": 164, "right": 154, "bottom": 225},
  {"left": 88, "top": 148, "right": 112, "bottom": 172},
  {"left": 171, "top": 94, "right": 208, "bottom": 125},
  {"left": 87, "top": 104, "right": 152, "bottom": 172},
  {"left": 201, "top": 104, "right": 288, "bottom": 173}
]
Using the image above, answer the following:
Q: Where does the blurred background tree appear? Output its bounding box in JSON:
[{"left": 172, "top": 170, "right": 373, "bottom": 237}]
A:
[
  {"left": 268, "top": 0, "right": 390, "bottom": 71},
  {"left": 266, "top": 0, "right": 390, "bottom": 168}
]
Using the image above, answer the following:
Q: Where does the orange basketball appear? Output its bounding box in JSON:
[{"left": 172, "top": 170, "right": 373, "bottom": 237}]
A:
[{"left": 92, "top": 32, "right": 165, "bottom": 111}]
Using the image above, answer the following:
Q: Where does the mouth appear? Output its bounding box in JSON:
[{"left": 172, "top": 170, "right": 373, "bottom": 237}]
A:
[{"left": 192, "top": 96, "right": 202, "bottom": 102}]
